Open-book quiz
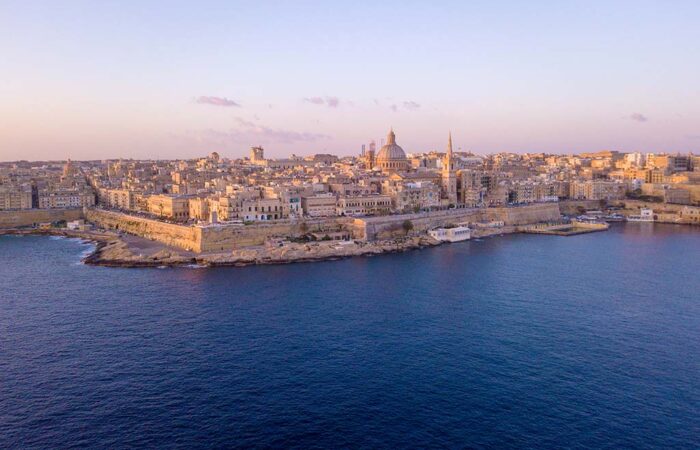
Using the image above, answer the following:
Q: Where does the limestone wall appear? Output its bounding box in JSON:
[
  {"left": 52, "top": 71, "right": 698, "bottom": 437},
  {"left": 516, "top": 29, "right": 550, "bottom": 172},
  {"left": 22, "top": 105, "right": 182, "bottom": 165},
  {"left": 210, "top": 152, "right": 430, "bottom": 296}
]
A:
[
  {"left": 355, "top": 208, "right": 486, "bottom": 240},
  {"left": 86, "top": 209, "right": 202, "bottom": 251},
  {"left": 486, "top": 203, "right": 561, "bottom": 225},
  {"left": 557, "top": 200, "right": 604, "bottom": 215},
  {"left": 0, "top": 208, "right": 84, "bottom": 228},
  {"left": 199, "top": 217, "right": 354, "bottom": 252},
  {"left": 86, "top": 209, "right": 356, "bottom": 253},
  {"left": 354, "top": 203, "right": 561, "bottom": 241}
]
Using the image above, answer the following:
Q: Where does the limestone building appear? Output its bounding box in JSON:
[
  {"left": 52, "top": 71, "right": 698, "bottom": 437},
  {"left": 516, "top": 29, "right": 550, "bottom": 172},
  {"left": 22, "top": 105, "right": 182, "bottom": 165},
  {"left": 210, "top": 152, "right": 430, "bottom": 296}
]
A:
[{"left": 375, "top": 129, "right": 410, "bottom": 173}]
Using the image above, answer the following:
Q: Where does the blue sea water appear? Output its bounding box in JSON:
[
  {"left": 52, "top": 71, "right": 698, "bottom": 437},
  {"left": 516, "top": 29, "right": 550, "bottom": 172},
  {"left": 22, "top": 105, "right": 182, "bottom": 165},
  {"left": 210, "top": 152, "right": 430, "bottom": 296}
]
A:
[{"left": 1, "top": 224, "right": 699, "bottom": 449}]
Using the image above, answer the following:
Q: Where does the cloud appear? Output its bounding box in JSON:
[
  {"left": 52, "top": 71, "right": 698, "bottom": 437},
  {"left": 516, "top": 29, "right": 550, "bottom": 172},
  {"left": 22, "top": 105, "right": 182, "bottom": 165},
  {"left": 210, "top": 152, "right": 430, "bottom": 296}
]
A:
[
  {"left": 304, "top": 96, "right": 325, "bottom": 105},
  {"left": 195, "top": 96, "right": 240, "bottom": 107},
  {"left": 390, "top": 104, "right": 398, "bottom": 112},
  {"left": 303, "top": 96, "right": 341, "bottom": 108},
  {"left": 628, "top": 113, "right": 648, "bottom": 122},
  {"left": 326, "top": 96, "right": 340, "bottom": 108},
  {"left": 403, "top": 101, "right": 421, "bottom": 111},
  {"left": 686, "top": 134, "right": 700, "bottom": 140},
  {"left": 182, "top": 117, "right": 331, "bottom": 147}
]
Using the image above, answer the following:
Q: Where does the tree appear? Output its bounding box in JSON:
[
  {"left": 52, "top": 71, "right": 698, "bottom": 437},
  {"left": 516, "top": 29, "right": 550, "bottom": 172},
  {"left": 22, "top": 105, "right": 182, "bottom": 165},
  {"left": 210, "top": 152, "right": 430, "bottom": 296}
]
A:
[{"left": 402, "top": 219, "right": 414, "bottom": 235}]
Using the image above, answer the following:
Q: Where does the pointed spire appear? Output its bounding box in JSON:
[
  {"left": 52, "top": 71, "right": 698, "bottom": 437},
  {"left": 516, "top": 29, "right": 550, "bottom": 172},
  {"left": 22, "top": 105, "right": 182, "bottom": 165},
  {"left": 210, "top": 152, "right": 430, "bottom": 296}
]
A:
[
  {"left": 387, "top": 128, "right": 396, "bottom": 145},
  {"left": 447, "top": 131, "right": 453, "bottom": 157}
]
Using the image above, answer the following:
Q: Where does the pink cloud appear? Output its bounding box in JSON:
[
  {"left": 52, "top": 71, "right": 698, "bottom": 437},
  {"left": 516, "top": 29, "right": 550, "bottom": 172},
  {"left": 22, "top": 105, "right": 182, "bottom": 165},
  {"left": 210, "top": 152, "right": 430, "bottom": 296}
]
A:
[
  {"left": 628, "top": 113, "right": 648, "bottom": 122},
  {"left": 182, "top": 118, "right": 331, "bottom": 146},
  {"left": 195, "top": 96, "right": 240, "bottom": 107},
  {"left": 303, "top": 96, "right": 341, "bottom": 108}
]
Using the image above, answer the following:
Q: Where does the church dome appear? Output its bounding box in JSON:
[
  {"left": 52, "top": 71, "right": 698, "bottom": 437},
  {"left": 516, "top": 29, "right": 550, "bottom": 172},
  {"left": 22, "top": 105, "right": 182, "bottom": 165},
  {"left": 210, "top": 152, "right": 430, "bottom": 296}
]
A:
[{"left": 375, "top": 129, "right": 409, "bottom": 172}]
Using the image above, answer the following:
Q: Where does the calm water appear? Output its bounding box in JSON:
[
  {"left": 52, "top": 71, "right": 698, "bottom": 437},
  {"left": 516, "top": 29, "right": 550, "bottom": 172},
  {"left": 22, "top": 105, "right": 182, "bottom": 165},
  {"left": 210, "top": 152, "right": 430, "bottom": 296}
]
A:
[{"left": 1, "top": 224, "right": 699, "bottom": 449}]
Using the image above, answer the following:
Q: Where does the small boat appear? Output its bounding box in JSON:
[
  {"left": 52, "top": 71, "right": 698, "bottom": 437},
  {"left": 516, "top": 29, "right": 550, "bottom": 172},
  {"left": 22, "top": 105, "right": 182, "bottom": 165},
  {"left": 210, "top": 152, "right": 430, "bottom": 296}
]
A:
[{"left": 603, "top": 213, "right": 626, "bottom": 222}]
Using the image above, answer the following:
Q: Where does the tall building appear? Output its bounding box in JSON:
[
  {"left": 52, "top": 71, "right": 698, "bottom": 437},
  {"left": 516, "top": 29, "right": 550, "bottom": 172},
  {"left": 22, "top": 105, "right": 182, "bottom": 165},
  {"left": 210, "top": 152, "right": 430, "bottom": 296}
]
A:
[
  {"left": 250, "top": 146, "right": 265, "bottom": 164},
  {"left": 441, "top": 132, "right": 458, "bottom": 204},
  {"left": 364, "top": 140, "right": 376, "bottom": 169}
]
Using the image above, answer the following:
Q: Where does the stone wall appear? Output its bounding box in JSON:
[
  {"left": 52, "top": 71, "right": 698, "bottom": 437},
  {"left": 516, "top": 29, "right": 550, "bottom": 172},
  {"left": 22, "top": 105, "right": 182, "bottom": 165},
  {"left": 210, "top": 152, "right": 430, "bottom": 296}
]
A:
[
  {"left": 486, "top": 203, "right": 561, "bottom": 225},
  {"left": 354, "top": 203, "right": 561, "bottom": 241},
  {"left": 0, "top": 208, "right": 84, "bottom": 228},
  {"left": 558, "top": 200, "right": 605, "bottom": 215},
  {"left": 198, "top": 217, "right": 354, "bottom": 252},
  {"left": 86, "top": 209, "right": 356, "bottom": 253},
  {"left": 355, "top": 208, "right": 486, "bottom": 241},
  {"left": 85, "top": 209, "right": 202, "bottom": 251}
]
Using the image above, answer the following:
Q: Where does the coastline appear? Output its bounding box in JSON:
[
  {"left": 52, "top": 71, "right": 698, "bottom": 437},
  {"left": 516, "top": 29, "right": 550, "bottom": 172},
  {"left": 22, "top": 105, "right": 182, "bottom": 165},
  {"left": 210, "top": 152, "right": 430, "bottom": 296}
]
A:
[
  {"left": 3, "top": 220, "right": 695, "bottom": 269},
  {"left": 1, "top": 225, "right": 518, "bottom": 269}
]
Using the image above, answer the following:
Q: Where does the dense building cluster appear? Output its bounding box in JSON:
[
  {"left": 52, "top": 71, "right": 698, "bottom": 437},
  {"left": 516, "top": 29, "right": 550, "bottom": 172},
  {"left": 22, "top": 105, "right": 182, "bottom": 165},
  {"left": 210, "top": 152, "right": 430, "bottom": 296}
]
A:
[{"left": 2, "top": 129, "right": 699, "bottom": 224}]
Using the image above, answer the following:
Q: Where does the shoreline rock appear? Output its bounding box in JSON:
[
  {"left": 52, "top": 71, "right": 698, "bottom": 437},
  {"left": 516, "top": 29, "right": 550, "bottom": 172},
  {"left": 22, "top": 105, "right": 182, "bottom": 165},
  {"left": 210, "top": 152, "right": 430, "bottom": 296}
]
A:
[{"left": 0, "top": 225, "right": 536, "bottom": 269}]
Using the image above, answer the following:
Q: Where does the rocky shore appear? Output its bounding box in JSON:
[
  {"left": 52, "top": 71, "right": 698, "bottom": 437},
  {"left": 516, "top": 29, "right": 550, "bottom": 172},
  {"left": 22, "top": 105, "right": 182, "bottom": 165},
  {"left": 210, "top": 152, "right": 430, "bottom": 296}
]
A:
[
  {"left": 2, "top": 224, "right": 517, "bottom": 269},
  {"left": 85, "top": 234, "right": 443, "bottom": 268}
]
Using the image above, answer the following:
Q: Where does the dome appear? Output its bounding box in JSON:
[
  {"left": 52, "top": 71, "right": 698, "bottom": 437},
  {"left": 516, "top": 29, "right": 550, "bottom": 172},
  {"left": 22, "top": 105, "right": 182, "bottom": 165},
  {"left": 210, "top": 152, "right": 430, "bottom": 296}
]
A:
[{"left": 375, "top": 129, "right": 409, "bottom": 172}]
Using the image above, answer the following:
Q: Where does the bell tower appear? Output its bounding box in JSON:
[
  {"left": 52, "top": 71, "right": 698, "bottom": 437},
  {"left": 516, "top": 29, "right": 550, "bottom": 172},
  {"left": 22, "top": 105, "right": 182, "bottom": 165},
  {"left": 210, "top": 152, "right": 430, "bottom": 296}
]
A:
[{"left": 442, "top": 132, "right": 458, "bottom": 204}]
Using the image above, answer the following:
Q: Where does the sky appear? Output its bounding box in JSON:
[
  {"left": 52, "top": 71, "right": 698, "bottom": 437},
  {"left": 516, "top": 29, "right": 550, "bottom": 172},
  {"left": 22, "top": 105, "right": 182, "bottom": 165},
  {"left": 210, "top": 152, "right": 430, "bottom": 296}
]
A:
[{"left": 1, "top": 0, "right": 700, "bottom": 161}]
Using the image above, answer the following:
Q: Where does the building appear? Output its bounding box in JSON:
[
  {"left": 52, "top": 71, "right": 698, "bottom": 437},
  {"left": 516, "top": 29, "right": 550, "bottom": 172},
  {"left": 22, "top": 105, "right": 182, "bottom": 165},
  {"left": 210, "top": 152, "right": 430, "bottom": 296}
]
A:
[
  {"left": 569, "top": 180, "right": 626, "bottom": 200},
  {"left": 441, "top": 133, "right": 458, "bottom": 204},
  {"left": 301, "top": 193, "right": 337, "bottom": 217},
  {"left": 383, "top": 180, "right": 440, "bottom": 212},
  {"left": 250, "top": 146, "right": 265, "bottom": 164},
  {"left": 0, "top": 186, "right": 33, "bottom": 210},
  {"left": 38, "top": 190, "right": 95, "bottom": 209},
  {"left": 147, "top": 194, "right": 190, "bottom": 221},
  {"left": 102, "top": 188, "right": 133, "bottom": 210},
  {"left": 336, "top": 194, "right": 392, "bottom": 216},
  {"left": 375, "top": 129, "right": 410, "bottom": 172},
  {"left": 242, "top": 197, "right": 285, "bottom": 221}
]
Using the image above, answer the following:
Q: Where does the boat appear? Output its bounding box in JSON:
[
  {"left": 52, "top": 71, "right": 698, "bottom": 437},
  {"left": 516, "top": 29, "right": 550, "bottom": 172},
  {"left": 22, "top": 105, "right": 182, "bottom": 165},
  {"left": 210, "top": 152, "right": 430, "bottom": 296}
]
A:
[
  {"left": 603, "top": 213, "right": 626, "bottom": 222},
  {"left": 428, "top": 224, "right": 472, "bottom": 242}
]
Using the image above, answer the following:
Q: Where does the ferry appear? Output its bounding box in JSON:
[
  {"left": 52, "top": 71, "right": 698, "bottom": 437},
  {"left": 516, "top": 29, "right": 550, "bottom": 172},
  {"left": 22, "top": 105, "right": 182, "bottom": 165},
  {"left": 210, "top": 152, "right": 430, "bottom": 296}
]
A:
[
  {"left": 627, "top": 208, "right": 654, "bottom": 222},
  {"left": 428, "top": 224, "right": 472, "bottom": 243}
]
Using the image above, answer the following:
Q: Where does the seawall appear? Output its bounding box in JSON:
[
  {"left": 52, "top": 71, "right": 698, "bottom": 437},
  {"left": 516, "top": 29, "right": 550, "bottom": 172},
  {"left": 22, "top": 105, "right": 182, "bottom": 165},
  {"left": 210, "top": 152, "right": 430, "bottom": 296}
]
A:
[
  {"left": 85, "top": 209, "right": 203, "bottom": 251},
  {"left": 354, "top": 203, "right": 561, "bottom": 240},
  {"left": 0, "top": 208, "right": 84, "bottom": 229},
  {"left": 85, "top": 209, "right": 355, "bottom": 253}
]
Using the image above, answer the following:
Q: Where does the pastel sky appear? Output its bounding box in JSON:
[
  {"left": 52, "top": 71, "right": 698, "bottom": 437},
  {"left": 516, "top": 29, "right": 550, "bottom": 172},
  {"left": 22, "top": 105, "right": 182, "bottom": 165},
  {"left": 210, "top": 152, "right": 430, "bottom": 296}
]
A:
[{"left": 2, "top": 0, "right": 700, "bottom": 161}]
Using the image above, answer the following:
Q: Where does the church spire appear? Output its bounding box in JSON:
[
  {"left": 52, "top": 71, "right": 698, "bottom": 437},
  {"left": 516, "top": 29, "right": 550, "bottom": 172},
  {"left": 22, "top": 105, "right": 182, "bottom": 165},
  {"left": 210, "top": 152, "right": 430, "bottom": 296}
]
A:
[
  {"left": 447, "top": 131, "right": 453, "bottom": 158},
  {"left": 387, "top": 128, "right": 396, "bottom": 145}
]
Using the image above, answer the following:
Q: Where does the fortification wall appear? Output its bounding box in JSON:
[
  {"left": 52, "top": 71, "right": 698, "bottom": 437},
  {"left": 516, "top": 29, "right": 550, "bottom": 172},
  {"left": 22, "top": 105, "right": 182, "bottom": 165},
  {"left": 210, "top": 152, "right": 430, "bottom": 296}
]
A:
[
  {"left": 558, "top": 200, "right": 605, "bottom": 215},
  {"left": 0, "top": 208, "right": 84, "bottom": 228},
  {"left": 199, "top": 217, "right": 355, "bottom": 251},
  {"left": 486, "top": 203, "right": 561, "bottom": 225},
  {"left": 85, "top": 209, "right": 202, "bottom": 251},
  {"left": 355, "top": 204, "right": 561, "bottom": 241},
  {"left": 357, "top": 208, "right": 486, "bottom": 240},
  {"left": 86, "top": 209, "right": 356, "bottom": 253}
]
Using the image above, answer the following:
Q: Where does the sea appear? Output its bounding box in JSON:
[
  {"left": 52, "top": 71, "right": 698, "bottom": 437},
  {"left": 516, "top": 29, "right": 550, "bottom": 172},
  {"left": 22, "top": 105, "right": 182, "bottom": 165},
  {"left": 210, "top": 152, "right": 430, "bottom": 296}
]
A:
[{"left": 1, "top": 223, "right": 699, "bottom": 449}]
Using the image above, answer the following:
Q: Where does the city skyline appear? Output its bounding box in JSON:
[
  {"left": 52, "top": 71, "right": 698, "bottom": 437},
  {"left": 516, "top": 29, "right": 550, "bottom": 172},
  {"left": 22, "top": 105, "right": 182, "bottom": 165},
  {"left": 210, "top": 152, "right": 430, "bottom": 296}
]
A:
[{"left": 2, "top": 1, "right": 700, "bottom": 161}]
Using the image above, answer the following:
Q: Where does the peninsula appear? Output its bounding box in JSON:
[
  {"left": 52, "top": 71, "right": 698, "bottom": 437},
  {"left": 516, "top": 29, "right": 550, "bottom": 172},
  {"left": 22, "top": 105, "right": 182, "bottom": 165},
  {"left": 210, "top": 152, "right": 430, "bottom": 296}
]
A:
[{"left": 2, "top": 133, "right": 699, "bottom": 268}]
